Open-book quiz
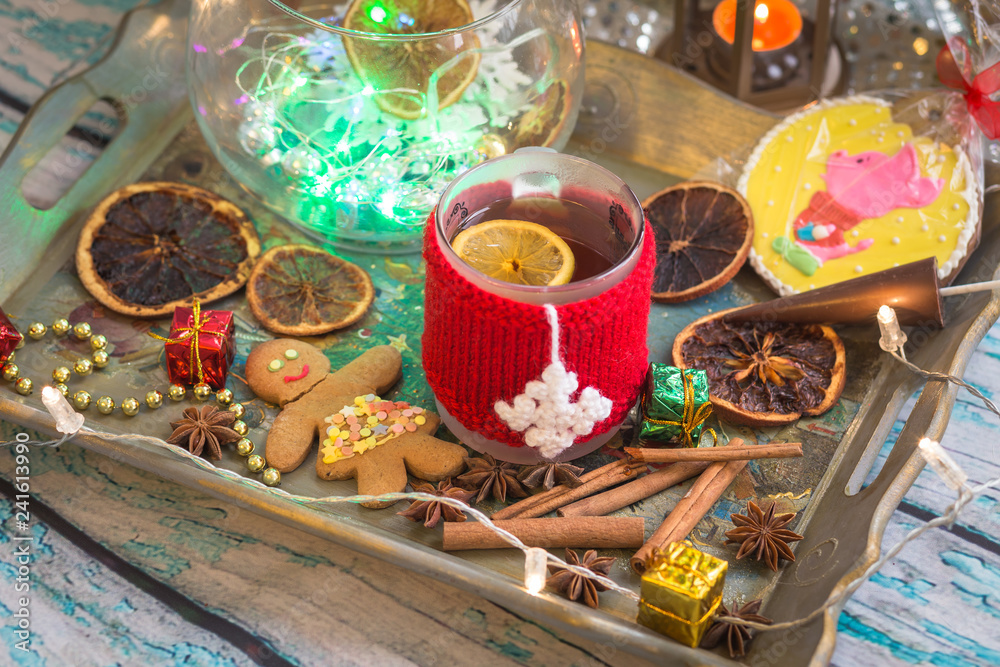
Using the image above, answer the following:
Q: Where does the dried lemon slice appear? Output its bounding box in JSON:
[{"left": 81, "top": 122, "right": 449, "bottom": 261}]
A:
[
  {"left": 643, "top": 182, "right": 754, "bottom": 303},
  {"left": 514, "top": 79, "right": 571, "bottom": 148},
  {"left": 246, "top": 245, "right": 374, "bottom": 335},
  {"left": 451, "top": 219, "right": 576, "bottom": 286},
  {"left": 343, "top": 0, "right": 481, "bottom": 120},
  {"left": 75, "top": 182, "right": 260, "bottom": 318},
  {"left": 673, "top": 309, "right": 846, "bottom": 427}
]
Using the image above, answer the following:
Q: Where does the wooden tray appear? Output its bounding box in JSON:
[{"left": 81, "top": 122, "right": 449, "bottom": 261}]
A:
[{"left": 1, "top": 3, "right": 998, "bottom": 664}]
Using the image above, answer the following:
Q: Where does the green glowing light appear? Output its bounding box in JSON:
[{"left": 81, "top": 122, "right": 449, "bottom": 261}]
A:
[
  {"left": 369, "top": 4, "right": 387, "bottom": 23},
  {"left": 236, "top": 31, "right": 495, "bottom": 239},
  {"left": 378, "top": 193, "right": 397, "bottom": 217}
]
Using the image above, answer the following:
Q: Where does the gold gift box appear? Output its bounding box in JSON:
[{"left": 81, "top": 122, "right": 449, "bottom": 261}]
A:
[{"left": 636, "top": 542, "right": 727, "bottom": 647}]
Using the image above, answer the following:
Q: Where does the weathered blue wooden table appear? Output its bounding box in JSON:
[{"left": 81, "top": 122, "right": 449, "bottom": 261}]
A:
[{"left": 0, "top": 1, "right": 998, "bottom": 665}]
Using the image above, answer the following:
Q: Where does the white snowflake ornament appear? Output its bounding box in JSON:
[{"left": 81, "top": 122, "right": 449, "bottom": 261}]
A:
[{"left": 495, "top": 305, "right": 612, "bottom": 459}]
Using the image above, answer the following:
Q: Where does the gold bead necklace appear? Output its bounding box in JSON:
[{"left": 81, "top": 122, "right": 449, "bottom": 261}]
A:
[{"left": 1, "top": 317, "right": 281, "bottom": 486}]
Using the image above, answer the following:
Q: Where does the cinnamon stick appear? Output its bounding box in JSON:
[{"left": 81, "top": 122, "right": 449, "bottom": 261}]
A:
[
  {"left": 442, "top": 516, "right": 645, "bottom": 550},
  {"left": 492, "top": 459, "right": 646, "bottom": 520},
  {"left": 630, "top": 457, "right": 749, "bottom": 574},
  {"left": 625, "top": 442, "right": 802, "bottom": 464},
  {"left": 557, "top": 461, "right": 710, "bottom": 517}
]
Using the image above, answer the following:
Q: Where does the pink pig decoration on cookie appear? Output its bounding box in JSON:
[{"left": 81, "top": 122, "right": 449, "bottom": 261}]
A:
[
  {"left": 821, "top": 144, "right": 944, "bottom": 216},
  {"left": 788, "top": 143, "right": 944, "bottom": 270}
]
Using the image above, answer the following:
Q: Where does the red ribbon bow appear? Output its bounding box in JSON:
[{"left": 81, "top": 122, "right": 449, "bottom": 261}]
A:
[{"left": 937, "top": 37, "right": 1000, "bottom": 139}]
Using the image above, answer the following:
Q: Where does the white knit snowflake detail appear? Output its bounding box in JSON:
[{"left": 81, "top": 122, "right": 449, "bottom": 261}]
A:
[{"left": 495, "top": 305, "right": 612, "bottom": 459}]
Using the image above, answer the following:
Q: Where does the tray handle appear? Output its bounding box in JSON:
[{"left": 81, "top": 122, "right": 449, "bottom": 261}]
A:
[
  {"left": 0, "top": 0, "right": 191, "bottom": 305},
  {"left": 751, "top": 257, "right": 1000, "bottom": 665}
]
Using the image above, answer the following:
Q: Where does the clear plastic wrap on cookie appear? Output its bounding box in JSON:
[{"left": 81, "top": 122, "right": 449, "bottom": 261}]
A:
[{"left": 700, "top": 1, "right": 998, "bottom": 298}]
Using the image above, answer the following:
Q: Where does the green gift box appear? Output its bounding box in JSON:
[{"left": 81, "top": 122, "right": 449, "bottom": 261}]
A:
[{"left": 639, "top": 364, "right": 711, "bottom": 446}]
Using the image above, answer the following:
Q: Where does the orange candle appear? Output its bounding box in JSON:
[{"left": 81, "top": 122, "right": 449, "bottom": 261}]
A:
[{"left": 712, "top": 0, "right": 803, "bottom": 52}]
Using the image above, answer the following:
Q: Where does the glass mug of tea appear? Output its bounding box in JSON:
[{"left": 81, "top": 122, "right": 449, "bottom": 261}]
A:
[{"left": 422, "top": 149, "right": 656, "bottom": 463}]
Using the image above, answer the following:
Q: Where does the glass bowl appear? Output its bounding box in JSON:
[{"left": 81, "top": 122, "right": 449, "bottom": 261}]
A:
[{"left": 186, "top": 0, "right": 585, "bottom": 252}]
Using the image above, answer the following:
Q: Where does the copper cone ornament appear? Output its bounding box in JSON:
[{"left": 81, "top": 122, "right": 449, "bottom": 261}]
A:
[{"left": 725, "top": 258, "right": 945, "bottom": 328}]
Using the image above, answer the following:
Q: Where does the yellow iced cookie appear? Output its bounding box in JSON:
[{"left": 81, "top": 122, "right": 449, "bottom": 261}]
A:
[{"left": 739, "top": 95, "right": 979, "bottom": 295}]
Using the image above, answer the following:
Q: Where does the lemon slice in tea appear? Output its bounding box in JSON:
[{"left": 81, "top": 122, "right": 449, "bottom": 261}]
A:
[
  {"left": 246, "top": 245, "right": 374, "bottom": 335},
  {"left": 451, "top": 219, "right": 576, "bottom": 286},
  {"left": 343, "top": 0, "right": 481, "bottom": 120}
]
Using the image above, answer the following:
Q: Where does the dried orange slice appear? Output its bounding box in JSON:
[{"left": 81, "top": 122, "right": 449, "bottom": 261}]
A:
[
  {"left": 75, "top": 182, "right": 260, "bottom": 318},
  {"left": 673, "top": 309, "right": 845, "bottom": 427},
  {"left": 246, "top": 245, "right": 374, "bottom": 335},
  {"left": 343, "top": 0, "right": 481, "bottom": 119},
  {"left": 514, "top": 79, "right": 571, "bottom": 147},
  {"left": 451, "top": 219, "right": 575, "bottom": 286},
  {"left": 643, "top": 182, "right": 753, "bottom": 303}
]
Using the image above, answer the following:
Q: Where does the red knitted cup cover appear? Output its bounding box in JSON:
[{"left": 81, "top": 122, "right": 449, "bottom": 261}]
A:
[{"left": 422, "top": 213, "right": 656, "bottom": 448}]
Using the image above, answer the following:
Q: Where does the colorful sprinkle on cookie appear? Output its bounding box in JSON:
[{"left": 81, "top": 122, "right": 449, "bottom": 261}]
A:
[{"left": 321, "top": 395, "right": 431, "bottom": 464}]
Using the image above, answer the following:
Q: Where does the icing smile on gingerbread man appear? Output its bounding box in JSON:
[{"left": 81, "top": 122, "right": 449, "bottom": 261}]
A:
[
  {"left": 283, "top": 365, "right": 310, "bottom": 383},
  {"left": 262, "top": 347, "right": 313, "bottom": 384}
]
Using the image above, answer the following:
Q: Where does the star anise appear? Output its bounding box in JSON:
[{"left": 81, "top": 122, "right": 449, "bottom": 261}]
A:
[
  {"left": 166, "top": 405, "right": 240, "bottom": 460},
  {"left": 701, "top": 599, "right": 772, "bottom": 658},
  {"left": 456, "top": 454, "right": 528, "bottom": 504},
  {"left": 725, "top": 500, "right": 804, "bottom": 571},
  {"left": 517, "top": 461, "right": 585, "bottom": 490},
  {"left": 546, "top": 548, "right": 615, "bottom": 609},
  {"left": 724, "top": 330, "right": 806, "bottom": 386},
  {"left": 397, "top": 479, "right": 476, "bottom": 529}
]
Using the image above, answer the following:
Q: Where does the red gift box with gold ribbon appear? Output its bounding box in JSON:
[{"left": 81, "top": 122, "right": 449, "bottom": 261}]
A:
[
  {"left": 0, "top": 307, "right": 22, "bottom": 364},
  {"left": 159, "top": 302, "right": 234, "bottom": 390}
]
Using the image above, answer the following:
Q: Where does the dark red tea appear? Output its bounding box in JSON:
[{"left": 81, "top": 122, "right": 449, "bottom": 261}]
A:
[{"left": 452, "top": 196, "right": 619, "bottom": 282}]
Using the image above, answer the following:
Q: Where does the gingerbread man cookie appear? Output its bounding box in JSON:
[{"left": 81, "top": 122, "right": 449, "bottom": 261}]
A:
[{"left": 245, "top": 339, "right": 466, "bottom": 508}]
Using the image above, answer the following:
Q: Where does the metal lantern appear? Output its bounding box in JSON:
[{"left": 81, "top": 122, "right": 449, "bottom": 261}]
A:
[{"left": 661, "top": 0, "right": 842, "bottom": 110}]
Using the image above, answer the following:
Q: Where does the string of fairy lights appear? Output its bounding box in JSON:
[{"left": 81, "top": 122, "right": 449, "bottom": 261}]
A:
[
  {"left": 719, "top": 306, "right": 1000, "bottom": 629},
  {"left": 4, "top": 305, "right": 996, "bottom": 639},
  {"left": 8, "top": 404, "right": 640, "bottom": 603},
  {"left": 228, "top": 11, "right": 553, "bottom": 238},
  {"left": 233, "top": 28, "right": 482, "bottom": 223}
]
